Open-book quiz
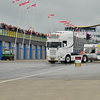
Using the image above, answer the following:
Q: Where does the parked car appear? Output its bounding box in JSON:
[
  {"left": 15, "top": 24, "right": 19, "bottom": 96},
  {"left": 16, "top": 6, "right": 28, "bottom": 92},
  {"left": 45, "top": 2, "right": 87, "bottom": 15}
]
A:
[{"left": 1, "top": 49, "right": 14, "bottom": 61}]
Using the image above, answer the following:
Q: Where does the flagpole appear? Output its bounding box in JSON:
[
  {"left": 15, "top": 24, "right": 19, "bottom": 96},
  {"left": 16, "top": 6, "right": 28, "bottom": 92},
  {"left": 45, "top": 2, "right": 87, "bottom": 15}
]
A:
[
  {"left": 22, "top": 9, "right": 29, "bottom": 48},
  {"left": 51, "top": 12, "right": 55, "bottom": 33},
  {"left": 28, "top": 6, "right": 36, "bottom": 50},
  {"left": 14, "top": 0, "right": 22, "bottom": 59}
]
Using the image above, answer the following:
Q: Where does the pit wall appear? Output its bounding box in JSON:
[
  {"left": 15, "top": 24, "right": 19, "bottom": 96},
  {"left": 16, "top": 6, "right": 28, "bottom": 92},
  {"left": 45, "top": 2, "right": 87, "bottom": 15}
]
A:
[
  {"left": 0, "top": 41, "right": 46, "bottom": 60},
  {"left": 0, "top": 28, "right": 46, "bottom": 60}
]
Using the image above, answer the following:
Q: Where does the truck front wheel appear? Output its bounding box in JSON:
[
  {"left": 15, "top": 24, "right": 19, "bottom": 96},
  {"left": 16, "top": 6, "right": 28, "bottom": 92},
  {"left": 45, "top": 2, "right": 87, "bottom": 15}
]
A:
[
  {"left": 65, "top": 55, "right": 71, "bottom": 63},
  {"left": 82, "top": 55, "right": 88, "bottom": 63}
]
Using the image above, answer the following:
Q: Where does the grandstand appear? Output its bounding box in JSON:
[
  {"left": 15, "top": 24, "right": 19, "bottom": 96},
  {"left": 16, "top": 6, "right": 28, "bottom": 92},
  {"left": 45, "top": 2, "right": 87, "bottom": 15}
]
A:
[{"left": 65, "top": 24, "right": 100, "bottom": 42}]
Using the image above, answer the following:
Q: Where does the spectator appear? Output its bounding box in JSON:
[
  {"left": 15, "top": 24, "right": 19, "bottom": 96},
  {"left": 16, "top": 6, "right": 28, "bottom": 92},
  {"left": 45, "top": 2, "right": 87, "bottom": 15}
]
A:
[
  {"left": 32, "top": 31, "right": 35, "bottom": 35},
  {"left": 8, "top": 25, "right": 12, "bottom": 31},
  {"left": 0, "top": 23, "right": 2, "bottom": 29},
  {"left": 0, "top": 22, "right": 47, "bottom": 38}
]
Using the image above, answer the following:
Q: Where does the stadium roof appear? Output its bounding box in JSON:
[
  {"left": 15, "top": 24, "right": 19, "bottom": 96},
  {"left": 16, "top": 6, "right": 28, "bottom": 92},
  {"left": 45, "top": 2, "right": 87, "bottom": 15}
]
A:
[{"left": 74, "top": 24, "right": 100, "bottom": 28}]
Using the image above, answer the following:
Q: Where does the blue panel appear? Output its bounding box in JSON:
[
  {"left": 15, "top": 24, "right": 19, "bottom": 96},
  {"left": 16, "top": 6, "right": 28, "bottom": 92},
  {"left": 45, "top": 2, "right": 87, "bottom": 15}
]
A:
[
  {"left": 40, "top": 46, "right": 42, "bottom": 59},
  {"left": 17, "top": 43, "right": 19, "bottom": 59},
  {"left": 24, "top": 44, "right": 26, "bottom": 59},
  {"left": 30, "top": 45, "right": 32, "bottom": 59},
  {"left": 45, "top": 46, "right": 46, "bottom": 59},
  {"left": 35, "top": 45, "right": 37, "bottom": 59},
  {"left": 0, "top": 41, "right": 2, "bottom": 60},
  {"left": 9, "top": 42, "right": 11, "bottom": 49}
]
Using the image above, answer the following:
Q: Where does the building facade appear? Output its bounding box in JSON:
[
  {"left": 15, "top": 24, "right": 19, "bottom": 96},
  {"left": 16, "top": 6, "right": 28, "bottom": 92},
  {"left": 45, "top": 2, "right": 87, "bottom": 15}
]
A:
[{"left": 0, "top": 29, "right": 47, "bottom": 60}]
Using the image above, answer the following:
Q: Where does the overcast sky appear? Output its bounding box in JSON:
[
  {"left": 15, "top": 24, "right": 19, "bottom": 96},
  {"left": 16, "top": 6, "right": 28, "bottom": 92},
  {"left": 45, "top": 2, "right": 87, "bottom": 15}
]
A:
[{"left": 0, "top": 0, "right": 100, "bottom": 34}]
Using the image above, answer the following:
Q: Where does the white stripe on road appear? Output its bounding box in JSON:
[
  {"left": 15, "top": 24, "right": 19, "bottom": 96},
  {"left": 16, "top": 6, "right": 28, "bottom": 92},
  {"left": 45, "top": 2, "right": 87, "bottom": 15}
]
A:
[{"left": 0, "top": 67, "right": 67, "bottom": 84}]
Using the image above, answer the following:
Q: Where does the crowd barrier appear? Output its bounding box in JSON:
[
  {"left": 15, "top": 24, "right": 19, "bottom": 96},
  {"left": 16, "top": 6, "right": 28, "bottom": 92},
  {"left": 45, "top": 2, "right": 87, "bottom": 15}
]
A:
[{"left": 0, "top": 29, "right": 47, "bottom": 42}]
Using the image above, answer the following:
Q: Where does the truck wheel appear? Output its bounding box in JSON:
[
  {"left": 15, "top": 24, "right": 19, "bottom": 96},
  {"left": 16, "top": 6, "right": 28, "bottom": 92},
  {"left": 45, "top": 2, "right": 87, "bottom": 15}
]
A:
[
  {"left": 9, "top": 58, "right": 12, "bottom": 61},
  {"left": 90, "top": 60, "right": 93, "bottom": 62},
  {"left": 65, "top": 55, "right": 71, "bottom": 63},
  {"left": 82, "top": 55, "right": 88, "bottom": 63},
  {"left": 12, "top": 57, "right": 14, "bottom": 61}
]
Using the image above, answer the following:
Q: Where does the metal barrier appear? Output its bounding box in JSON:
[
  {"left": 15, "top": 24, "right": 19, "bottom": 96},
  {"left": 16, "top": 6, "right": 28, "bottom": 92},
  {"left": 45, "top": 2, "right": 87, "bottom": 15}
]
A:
[{"left": 0, "top": 29, "right": 47, "bottom": 42}]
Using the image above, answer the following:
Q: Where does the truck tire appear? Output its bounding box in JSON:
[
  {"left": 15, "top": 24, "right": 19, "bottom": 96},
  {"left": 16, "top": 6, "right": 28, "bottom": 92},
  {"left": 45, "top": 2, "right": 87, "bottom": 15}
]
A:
[
  {"left": 9, "top": 58, "right": 12, "bottom": 61},
  {"left": 12, "top": 57, "right": 14, "bottom": 61},
  {"left": 65, "top": 55, "right": 71, "bottom": 63},
  {"left": 82, "top": 55, "right": 88, "bottom": 63}
]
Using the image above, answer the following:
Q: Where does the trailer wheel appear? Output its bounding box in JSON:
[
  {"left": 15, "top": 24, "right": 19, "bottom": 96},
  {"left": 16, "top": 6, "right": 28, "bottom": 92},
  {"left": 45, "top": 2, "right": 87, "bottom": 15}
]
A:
[
  {"left": 65, "top": 55, "right": 71, "bottom": 63},
  {"left": 82, "top": 55, "right": 88, "bottom": 63}
]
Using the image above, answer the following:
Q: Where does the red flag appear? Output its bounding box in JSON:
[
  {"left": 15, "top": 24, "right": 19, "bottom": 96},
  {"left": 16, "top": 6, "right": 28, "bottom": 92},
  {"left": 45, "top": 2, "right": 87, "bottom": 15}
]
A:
[
  {"left": 60, "top": 21, "right": 67, "bottom": 23},
  {"left": 19, "top": 0, "right": 30, "bottom": 6},
  {"left": 66, "top": 24, "right": 69, "bottom": 26},
  {"left": 69, "top": 23, "right": 72, "bottom": 27},
  {"left": 75, "top": 27, "right": 78, "bottom": 32},
  {"left": 27, "top": 3, "right": 36, "bottom": 9},
  {"left": 91, "top": 35, "right": 95, "bottom": 39},
  {"left": 69, "top": 24, "right": 74, "bottom": 27},
  {"left": 48, "top": 14, "right": 54, "bottom": 18},
  {"left": 78, "top": 29, "right": 80, "bottom": 33},
  {"left": 12, "top": 0, "right": 20, "bottom": 3},
  {"left": 31, "top": 4, "right": 36, "bottom": 7},
  {"left": 63, "top": 22, "right": 70, "bottom": 25}
]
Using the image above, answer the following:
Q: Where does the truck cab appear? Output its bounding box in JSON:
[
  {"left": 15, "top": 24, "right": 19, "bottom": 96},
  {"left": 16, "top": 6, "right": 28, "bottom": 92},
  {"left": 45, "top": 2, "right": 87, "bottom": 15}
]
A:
[{"left": 46, "top": 31, "right": 74, "bottom": 63}]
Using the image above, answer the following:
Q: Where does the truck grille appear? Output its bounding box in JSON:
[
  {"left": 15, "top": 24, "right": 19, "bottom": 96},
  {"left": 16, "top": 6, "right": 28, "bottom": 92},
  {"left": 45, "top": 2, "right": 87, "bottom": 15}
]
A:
[{"left": 50, "top": 50, "right": 56, "bottom": 55}]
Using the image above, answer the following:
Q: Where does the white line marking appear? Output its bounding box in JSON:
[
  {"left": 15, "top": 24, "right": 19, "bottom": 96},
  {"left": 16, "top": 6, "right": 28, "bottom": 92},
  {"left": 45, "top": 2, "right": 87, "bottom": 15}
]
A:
[{"left": 0, "top": 67, "right": 67, "bottom": 84}]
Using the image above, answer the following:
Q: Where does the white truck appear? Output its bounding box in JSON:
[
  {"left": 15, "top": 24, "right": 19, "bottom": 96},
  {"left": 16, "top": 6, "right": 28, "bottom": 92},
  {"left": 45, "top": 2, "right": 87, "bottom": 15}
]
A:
[{"left": 46, "top": 31, "right": 100, "bottom": 63}]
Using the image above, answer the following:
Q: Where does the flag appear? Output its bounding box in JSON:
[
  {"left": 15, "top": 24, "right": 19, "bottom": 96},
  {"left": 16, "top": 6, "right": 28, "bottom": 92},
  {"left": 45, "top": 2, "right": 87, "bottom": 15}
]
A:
[
  {"left": 78, "top": 29, "right": 80, "bottom": 33},
  {"left": 60, "top": 21, "right": 67, "bottom": 23},
  {"left": 27, "top": 3, "right": 36, "bottom": 9},
  {"left": 19, "top": 0, "right": 30, "bottom": 6},
  {"left": 66, "top": 24, "right": 69, "bottom": 26},
  {"left": 69, "top": 23, "right": 72, "bottom": 27},
  {"left": 75, "top": 27, "right": 78, "bottom": 32},
  {"left": 12, "top": 0, "right": 20, "bottom": 3},
  {"left": 48, "top": 14, "right": 54, "bottom": 18},
  {"left": 63, "top": 22, "right": 70, "bottom": 25},
  {"left": 91, "top": 35, "right": 94, "bottom": 38},
  {"left": 31, "top": 4, "right": 36, "bottom": 7}
]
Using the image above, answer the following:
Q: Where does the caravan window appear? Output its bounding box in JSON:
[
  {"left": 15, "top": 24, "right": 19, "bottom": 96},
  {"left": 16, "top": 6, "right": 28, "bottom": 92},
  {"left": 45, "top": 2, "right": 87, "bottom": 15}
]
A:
[{"left": 85, "top": 48, "right": 95, "bottom": 53}]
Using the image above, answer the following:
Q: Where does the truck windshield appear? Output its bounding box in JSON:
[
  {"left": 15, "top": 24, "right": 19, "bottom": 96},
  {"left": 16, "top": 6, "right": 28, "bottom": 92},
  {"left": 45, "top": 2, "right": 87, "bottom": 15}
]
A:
[
  {"left": 47, "top": 42, "right": 61, "bottom": 48},
  {"left": 3, "top": 50, "right": 11, "bottom": 54}
]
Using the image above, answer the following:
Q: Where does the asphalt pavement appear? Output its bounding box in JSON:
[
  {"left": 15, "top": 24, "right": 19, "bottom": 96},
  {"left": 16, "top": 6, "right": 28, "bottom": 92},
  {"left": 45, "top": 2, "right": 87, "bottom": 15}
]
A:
[{"left": 0, "top": 59, "right": 100, "bottom": 100}]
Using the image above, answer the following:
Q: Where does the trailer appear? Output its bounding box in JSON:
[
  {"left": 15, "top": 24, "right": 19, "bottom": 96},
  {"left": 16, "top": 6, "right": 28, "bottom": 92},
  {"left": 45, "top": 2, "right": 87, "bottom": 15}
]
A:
[
  {"left": 46, "top": 31, "right": 90, "bottom": 63},
  {"left": 82, "top": 43, "right": 100, "bottom": 62}
]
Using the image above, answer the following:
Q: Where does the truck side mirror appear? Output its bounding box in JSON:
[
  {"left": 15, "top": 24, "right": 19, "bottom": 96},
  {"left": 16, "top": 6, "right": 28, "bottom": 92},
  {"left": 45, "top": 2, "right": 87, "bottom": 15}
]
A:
[{"left": 63, "top": 43, "right": 66, "bottom": 47}]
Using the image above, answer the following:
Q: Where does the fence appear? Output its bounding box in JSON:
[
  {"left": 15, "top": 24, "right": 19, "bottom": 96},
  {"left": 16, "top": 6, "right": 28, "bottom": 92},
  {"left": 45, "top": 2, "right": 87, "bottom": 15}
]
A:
[{"left": 0, "top": 29, "right": 47, "bottom": 42}]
